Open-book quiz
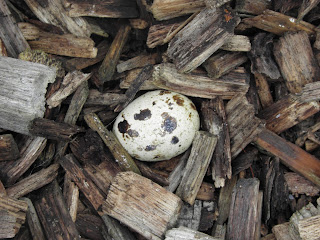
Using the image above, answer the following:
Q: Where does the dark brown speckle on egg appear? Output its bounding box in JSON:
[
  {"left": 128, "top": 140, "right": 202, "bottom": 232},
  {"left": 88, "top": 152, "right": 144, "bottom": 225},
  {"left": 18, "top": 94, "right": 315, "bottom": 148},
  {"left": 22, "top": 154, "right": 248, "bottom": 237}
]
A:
[
  {"left": 118, "top": 120, "right": 130, "bottom": 134},
  {"left": 145, "top": 145, "right": 157, "bottom": 151},
  {"left": 134, "top": 109, "right": 152, "bottom": 121},
  {"left": 173, "top": 95, "right": 184, "bottom": 106},
  {"left": 171, "top": 136, "right": 179, "bottom": 144},
  {"left": 159, "top": 90, "right": 171, "bottom": 95},
  {"left": 161, "top": 112, "right": 177, "bottom": 133},
  {"left": 127, "top": 129, "right": 139, "bottom": 137},
  {"left": 190, "top": 102, "right": 196, "bottom": 110}
]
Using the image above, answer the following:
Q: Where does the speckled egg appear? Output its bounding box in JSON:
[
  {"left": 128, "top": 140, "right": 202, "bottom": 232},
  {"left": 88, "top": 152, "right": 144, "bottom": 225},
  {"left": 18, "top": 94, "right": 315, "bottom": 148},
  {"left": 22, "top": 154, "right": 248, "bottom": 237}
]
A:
[{"left": 113, "top": 90, "right": 200, "bottom": 161}]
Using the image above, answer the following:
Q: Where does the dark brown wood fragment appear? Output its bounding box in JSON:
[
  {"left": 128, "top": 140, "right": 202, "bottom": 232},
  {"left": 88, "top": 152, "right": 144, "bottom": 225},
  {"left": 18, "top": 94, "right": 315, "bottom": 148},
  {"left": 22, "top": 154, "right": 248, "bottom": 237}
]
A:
[
  {"left": 232, "top": 146, "right": 259, "bottom": 176},
  {"left": 0, "top": 1, "right": 29, "bottom": 58},
  {"left": 254, "top": 73, "right": 274, "bottom": 109},
  {"left": 34, "top": 181, "right": 80, "bottom": 240},
  {"left": 235, "top": 0, "right": 271, "bottom": 15},
  {"left": 297, "top": 0, "right": 320, "bottom": 21},
  {"left": 75, "top": 213, "right": 104, "bottom": 240},
  {"left": 255, "top": 129, "right": 320, "bottom": 186},
  {"left": 248, "top": 33, "right": 280, "bottom": 80},
  {"left": 63, "top": 0, "right": 139, "bottom": 18},
  {"left": 258, "top": 94, "right": 320, "bottom": 134},
  {"left": 29, "top": 118, "right": 85, "bottom": 141},
  {"left": 201, "top": 98, "right": 231, "bottom": 188},
  {"left": 243, "top": 10, "right": 316, "bottom": 36},
  {"left": 167, "top": 7, "right": 240, "bottom": 73},
  {"left": 0, "top": 134, "right": 19, "bottom": 161},
  {"left": 274, "top": 31, "right": 320, "bottom": 94},
  {"left": 284, "top": 172, "right": 320, "bottom": 197},
  {"left": 98, "top": 24, "right": 131, "bottom": 84},
  {"left": 226, "top": 178, "right": 261, "bottom": 240}
]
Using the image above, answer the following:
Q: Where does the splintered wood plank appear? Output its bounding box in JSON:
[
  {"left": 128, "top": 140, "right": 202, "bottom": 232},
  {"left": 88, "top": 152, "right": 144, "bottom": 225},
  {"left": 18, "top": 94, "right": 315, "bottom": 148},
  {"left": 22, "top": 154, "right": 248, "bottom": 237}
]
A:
[
  {"left": 152, "top": 63, "right": 249, "bottom": 99},
  {"left": 176, "top": 131, "right": 217, "bottom": 205},
  {"left": 255, "top": 129, "right": 320, "bottom": 186},
  {"left": 34, "top": 181, "right": 80, "bottom": 240},
  {"left": 0, "top": 134, "right": 19, "bottom": 161},
  {"left": 0, "top": 1, "right": 29, "bottom": 58},
  {"left": 24, "top": 0, "right": 91, "bottom": 37},
  {"left": 0, "top": 56, "right": 56, "bottom": 135},
  {"left": 243, "top": 10, "right": 316, "bottom": 35},
  {"left": 63, "top": 0, "right": 139, "bottom": 18},
  {"left": 274, "top": 31, "right": 320, "bottom": 94},
  {"left": 258, "top": 94, "right": 320, "bottom": 134},
  {"left": 226, "top": 178, "right": 260, "bottom": 240},
  {"left": 103, "top": 171, "right": 182, "bottom": 240},
  {"left": 6, "top": 164, "right": 59, "bottom": 199},
  {"left": 167, "top": 7, "right": 240, "bottom": 73},
  {"left": 98, "top": 24, "right": 131, "bottom": 84},
  {"left": 150, "top": 0, "right": 205, "bottom": 20}
]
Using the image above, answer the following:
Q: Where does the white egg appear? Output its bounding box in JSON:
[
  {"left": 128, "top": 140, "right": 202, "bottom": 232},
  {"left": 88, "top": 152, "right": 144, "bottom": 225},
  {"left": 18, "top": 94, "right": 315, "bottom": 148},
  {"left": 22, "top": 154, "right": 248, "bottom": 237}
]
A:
[{"left": 113, "top": 90, "right": 200, "bottom": 161}]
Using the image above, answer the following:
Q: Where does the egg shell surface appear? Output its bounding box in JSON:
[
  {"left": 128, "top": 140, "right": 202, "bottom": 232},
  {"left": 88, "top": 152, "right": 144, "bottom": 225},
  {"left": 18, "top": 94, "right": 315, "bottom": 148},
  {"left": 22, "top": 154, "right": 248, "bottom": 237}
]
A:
[{"left": 113, "top": 90, "right": 200, "bottom": 161}]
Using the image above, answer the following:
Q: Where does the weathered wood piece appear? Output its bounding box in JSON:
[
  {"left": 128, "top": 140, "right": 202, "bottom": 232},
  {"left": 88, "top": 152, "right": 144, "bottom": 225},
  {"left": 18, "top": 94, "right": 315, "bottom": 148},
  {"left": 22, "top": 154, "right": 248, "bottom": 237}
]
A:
[
  {"left": 201, "top": 98, "right": 231, "bottom": 188},
  {"left": 135, "top": 161, "right": 169, "bottom": 186},
  {"left": 101, "top": 214, "right": 137, "bottom": 240},
  {"left": 300, "top": 81, "right": 320, "bottom": 102},
  {"left": 0, "top": 134, "right": 19, "bottom": 161},
  {"left": 176, "top": 131, "right": 217, "bottom": 205},
  {"left": 63, "top": 173, "right": 79, "bottom": 222},
  {"left": 24, "top": 0, "right": 91, "bottom": 37},
  {"left": 0, "top": 180, "right": 5, "bottom": 197},
  {"left": 103, "top": 171, "right": 182, "bottom": 240},
  {"left": 47, "top": 70, "right": 91, "bottom": 108},
  {"left": 167, "top": 7, "right": 240, "bottom": 73},
  {"left": 63, "top": 0, "right": 139, "bottom": 18},
  {"left": 21, "top": 197, "right": 46, "bottom": 240},
  {"left": 120, "top": 67, "right": 156, "bottom": 90},
  {"left": 254, "top": 73, "right": 274, "bottom": 109},
  {"left": 85, "top": 89, "right": 127, "bottom": 107},
  {"left": 29, "top": 118, "right": 85, "bottom": 141},
  {"left": 84, "top": 113, "right": 141, "bottom": 174},
  {"left": 98, "top": 24, "right": 131, "bottom": 84},
  {"left": 196, "top": 182, "right": 215, "bottom": 201},
  {"left": 60, "top": 154, "right": 105, "bottom": 214},
  {"left": 177, "top": 200, "right": 202, "bottom": 230},
  {"left": 1, "top": 137, "right": 46, "bottom": 185},
  {"left": 0, "top": 196, "right": 28, "bottom": 239},
  {"left": 165, "top": 226, "right": 222, "bottom": 240},
  {"left": 0, "top": 1, "right": 29, "bottom": 58},
  {"left": 232, "top": 146, "right": 259, "bottom": 175},
  {"left": 226, "top": 178, "right": 261, "bottom": 240},
  {"left": 255, "top": 129, "right": 320, "bottom": 186},
  {"left": 235, "top": 0, "right": 271, "bottom": 15},
  {"left": 75, "top": 213, "right": 104, "bottom": 240},
  {"left": 0, "top": 38, "right": 8, "bottom": 56},
  {"left": 272, "top": 222, "right": 292, "bottom": 240},
  {"left": 153, "top": 63, "right": 250, "bottom": 99},
  {"left": 150, "top": 0, "right": 205, "bottom": 20},
  {"left": 243, "top": 10, "right": 316, "bottom": 35},
  {"left": 205, "top": 0, "right": 231, "bottom": 8},
  {"left": 296, "top": 122, "right": 320, "bottom": 147},
  {"left": 203, "top": 51, "right": 248, "bottom": 79},
  {"left": 274, "top": 31, "right": 320, "bottom": 94},
  {"left": 0, "top": 57, "right": 56, "bottom": 135},
  {"left": 226, "top": 94, "right": 264, "bottom": 158},
  {"left": 34, "top": 181, "right": 80, "bottom": 240},
  {"left": 284, "top": 172, "right": 320, "bottom": 197},
  {"left": 220, "top": 35, "right": 251, "bottom": 52},
  {"left": 258, "top": 94, "right": 320, "bottom": 134},
  {"left": 297, "top": 0, "right": 320, "bottom": 21},
  {"left": 6, "top": 163, "right": 59, "bottom": 199},
  {"left": 117, "top": 53, "right": 158, "bottom": 73},
  {"left": 249, "top": 33, "right": 280, "bottom": 80},
  {"left": 65, "top": 40, "right": 109, "bottom": 71}
]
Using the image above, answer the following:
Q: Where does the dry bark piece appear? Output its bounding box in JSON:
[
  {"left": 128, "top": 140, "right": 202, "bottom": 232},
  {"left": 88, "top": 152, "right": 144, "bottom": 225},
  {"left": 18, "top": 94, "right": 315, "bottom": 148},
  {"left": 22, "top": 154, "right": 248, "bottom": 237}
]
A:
[
  {"left": 98, "top": 24, "right": 131, "bottom": 84},
  {"left": 226, "top": 178, "right": 261, "bottom": 240},
  {"left": 75, "top": 213, "right": 104, "bottom": 240},
  {"left": 165, "top": 226, "right": 222, "bottom": 240},
  {"left": 201, "top": 98, "right": 231, "bottom": 188},
  {"left": 63, "top": 0, "right": 139, "bottom": 18},
  {"left": 0, "top": 38, "right": 8, "bottom": 56},
  {"left": 300, "top": 81, "right": 320, "bottom": 102},
  {"left": 258, "top": 94, "right": 320, "bottom": 134},
  {"left": 63, "top": 173, "right": 79, "bottom": 222},
  {"left": 177, "top": 200, "right": 202, "bottom": 230},
  {"left": 60, "top": 154, "right": 105, "bottom": 214},
  {"left": 255, "top": 129, "right": 320, "bottom": 187},
  {"left": 176, "top": 131, "right": 217, "bottom": 205},
  {"left": 117, "top": 53, "right": 158, "bottom": 73},
  {"left": 167, "top": 7, "right": 240, "bottom": 73},
  {"left": 101, "top": 214, "right": 137, "bottom": 240},
  {"left": 152, "top": 63, "right": 250, "bottom": 99},
  {"left": 274, "top": 31, "right": 320, "bottom": 94},
  {"left": 284, "top": 172, "right": 320, "bottom": 197},
  {"left": 47, "top": 70, "right": 92, "bottom": 108},
  {"left": 196, "top": 182, "right": 215, "bottom": 201},
  {"left": 205, "top": 0, "right": 231, "bottom": 8},
  {"left": 0, "top": 56, "right": 56, "bottom": 135},
  {"left": 85, "top": 89, "right": 127, "bottom": 107},
  {"left": 220, "top": 35, "right": 251, "bottom": 52},
  {"left": 150, "top": 0, "right": 205, "bottom": 21},
  {"left": 24, "top": 0, "right": 91, "bottom": 37},
  {"left": 203, "top": 51, "right": 248, "bottom": 79},
  {"left": 243, "top": 10, "right": 316, "bottom": 35},
  {"left": 235, "top": 0, "right": 272, "bottom": 15},
  {"left": 0, "top": 134, "right": 19, "bottom": 161},
  {"left": 84, "top": 113, "right": 141, "bottom": 174},
  {"left": 0, "top": 196, "right": 28, "bottom": 239},
  {"left": 254, "top": 73, "right": 274, "bottom": 109},
  {"left": 103, "top": 171, "right": 182, "bottom": 240},
  {"left": 21, "top": 197, "right": 46, "bottom": 240},
  {"left": 6, "top": 163, "right": 59, "bottom": 199},
  {"left": 34, "top": 181, "right": 80, "bottom": 240},
  {"left": 297, "top": 0, "right": 320, "bottom": 21}
]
